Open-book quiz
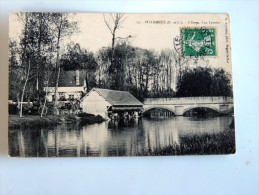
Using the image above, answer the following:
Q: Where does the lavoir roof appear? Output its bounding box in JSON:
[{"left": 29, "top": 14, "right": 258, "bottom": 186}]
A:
[{"left": 83, "top": 88, "right": 143, "bottom": 106}]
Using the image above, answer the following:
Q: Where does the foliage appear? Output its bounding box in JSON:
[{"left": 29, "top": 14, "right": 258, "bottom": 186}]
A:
[
  {"left": 9, "top": 13, "right": 79, "bottom": 116},
  {"left": 78, "top": 112, "right": 106, "bottom": 125},
  {"left": 18, "top": 13, "right": 54, "bottom": 96},
  {"left": 9, "top": 103, "right": 19, "bottom": 115},
  {"left": 60, "top": 43, "right": 98, "bottom": 91},
  {"left": 61, "top": 43, "right": 97, "bottom": 71},
  {"left": 96, "top": 43, "right": 177, "bottom": 101},
  {"left": 136, "top": 128, "right": 235, "bottom": 156},
  {"left": 9, "top": 40, "right": 21, "bottom": 100},
  {"left": 176, "top": 67, "right": 232, "bottom": 97}
]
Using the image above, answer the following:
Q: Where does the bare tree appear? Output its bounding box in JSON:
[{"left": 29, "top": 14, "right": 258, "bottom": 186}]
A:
[
  {"left": 103, "top": 13, "right": 127, "bottom": 89},
  {"left": 103, "top": 13, "right": 126, "bottom": 62},
  {"left": 15, "top": 13, "right": 36, "bottom": 117},
  {"left": 19, "top": 58, "right": 32, "bottom": 117},
  {"left": 12, "top": 13, "right": 51, "bottom": 117},
  {"left": 40, "top": 51, "right": 53, "bottom": 117}
]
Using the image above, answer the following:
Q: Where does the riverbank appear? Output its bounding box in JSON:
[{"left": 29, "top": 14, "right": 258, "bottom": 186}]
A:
[
  {"left": 9, "top": 115, "right": 62, "bottom": 129},
  {"left": 9, "top": 113, "right": 106, "bottom": 129},
  {"left": 136, "top": 128, "right": 236, "bottom": 156}
]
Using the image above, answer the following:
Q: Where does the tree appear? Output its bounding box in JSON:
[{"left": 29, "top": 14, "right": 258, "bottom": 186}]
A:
[
  {"left": 95, "top": 45, "right": 177, "bottom": 101},
  {"left": 152, "top": 49, "right": 176, "bottom": 97},
  {"left": 19, "top": 54, "right": 33, "bottom": 117},
  {"left": 103, "top": 13, "right": 127, "bottom": 89},
  {"left": 61, "top": 43, "right": 98, "bottom": 92},
  {"left": 18, "top": 13, "right": 53, "bottom": 96},
  {"left": 10, "top": 13, "right": 79, "bottom": 116},
  {"left": 16, "top": 12, "right": 37, "bottom": 117},
  {"left": 48, "top": 13, "right": 79, "bottom": 115},
  {"left": 13, "top": 13, "right": 57, "bottom": 117},
  {"left": 96, "top": 47, "right": 111, "bottom": 88},
  {"left": 96, "top": 42, "right": 135, "bottom": 91},
  {"left": 176, "top": 67, "right": 232, "bottom": 97},
  {"left": 210, "top": 68, "right": 233, "bottom": 96},
  {"left": 128, "top": 48, "right": 158, "bottom": 100},
  {"left": 9, "top": 40, "right": 20, "bottom": 101}
]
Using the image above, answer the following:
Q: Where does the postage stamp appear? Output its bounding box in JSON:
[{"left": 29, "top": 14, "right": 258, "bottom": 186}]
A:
[{"left": 181, "top": 27, "right": 217, "bottom": 57}]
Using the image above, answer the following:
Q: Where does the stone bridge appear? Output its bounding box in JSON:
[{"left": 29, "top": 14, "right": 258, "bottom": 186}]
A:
[{"left": 143, "top": 96, "right": 234, "bottom": 116}]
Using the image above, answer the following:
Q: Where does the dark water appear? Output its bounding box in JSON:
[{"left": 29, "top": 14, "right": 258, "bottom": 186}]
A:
[{"left": 9, "top": 116, "right": 234, "bottom": 157}]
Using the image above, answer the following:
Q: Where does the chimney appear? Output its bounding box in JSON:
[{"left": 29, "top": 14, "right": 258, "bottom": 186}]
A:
[{"left": 76, "top": 70, "right": 80, "bottom": 85}]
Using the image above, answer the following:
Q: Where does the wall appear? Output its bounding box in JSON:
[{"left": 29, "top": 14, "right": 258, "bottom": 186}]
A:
[
  {"left": 82, "top": 91, "right": 111, "bottom": 118},
  {"left": 45, "top": 86, "right": 85, "bottom": 101},
  {"left": 46, "top": 86, "right": 85, "bottom": 93},
  {"left": 143, "top": 96, "right": 234, "bottom": 115},
  {"left": 144, "top": 96, "right": 233, "bottom": 105}
]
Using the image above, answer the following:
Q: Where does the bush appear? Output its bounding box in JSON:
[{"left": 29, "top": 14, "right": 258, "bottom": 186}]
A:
[
  {"left": 78, "top": 112, "right": 95, "bottom": 117},
  {"left": 9, "top": 104, "right": 18, "bottom": 115},
  {"left": 176, "top": 67, "right": 232, "bottom": 97},
  {"left": 136, "top": 128, "right": 235, "bottom": 156},
  {"left": 78, "top": 113, "right": 105, "bottom": 125}
]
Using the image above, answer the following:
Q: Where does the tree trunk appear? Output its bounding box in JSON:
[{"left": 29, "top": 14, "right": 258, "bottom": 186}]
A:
[
  {"left": 166, "top": 62, "right": 169, "bottom": 90},
  {"left": 53, "top": 16, "right": 62, "bottom": 115},
  {"left": 41, "top": 72, "right": 49, "bottom": 117},
  {"left": 36, "top": 14, "right": 43, "bottom": 94},
  {"left": 178, "top": 57, "right": 182, "bottom": 83},
  {"left": 110, "top": 33, "right": 116, "bottom": 88},
  {"left": 85, "top": 71, "right": 89, "bottom": 92},
  {"left": 53, "top": 64, "right": 60, "bottom": 115},
  {"left": 20, "top": 60, "right": 31, "bottom": 117}
]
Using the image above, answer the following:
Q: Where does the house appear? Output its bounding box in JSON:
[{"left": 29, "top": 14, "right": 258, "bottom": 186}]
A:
[
  {"left": 81, "top": 88, "right": 143, "bottom": 119},
  {"left": 44, "top": 70, "right": 87, "bottom": 102}
]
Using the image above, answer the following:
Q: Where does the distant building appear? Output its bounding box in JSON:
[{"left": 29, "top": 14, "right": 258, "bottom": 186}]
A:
[
  {"left": 81, "top": 88, "right": 143, "bottom": 119},
  {"left": 44, "top": 70, "right": 87, "bottom": 102}
]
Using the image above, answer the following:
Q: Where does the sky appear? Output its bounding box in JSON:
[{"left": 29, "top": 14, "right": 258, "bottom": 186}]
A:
[
  {"left": 71, "top": 13, "right": 177, "bottom": 52},
  {"left": 9, "top": 13, "right": 232, "bottom": 73},
  {"left": 8, "top": 13, "right": 184, "bottom": 52}
]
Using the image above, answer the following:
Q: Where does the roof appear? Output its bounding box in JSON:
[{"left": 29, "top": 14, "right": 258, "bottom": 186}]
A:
[
  {"left": 84, "top": 88, "right": 143, "bottom": 106},
  {"left": 48, "top": 70, "right": 86, "bottom": 87}
]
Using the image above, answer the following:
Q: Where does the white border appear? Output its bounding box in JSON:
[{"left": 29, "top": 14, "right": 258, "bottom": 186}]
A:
[{"left": 1, "top": 1, "right": 259, "bottom": 195}]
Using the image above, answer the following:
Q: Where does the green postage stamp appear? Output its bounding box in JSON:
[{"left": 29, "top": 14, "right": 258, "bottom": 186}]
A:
[{"left": 181, "top": 28, "right": 217, "bottom": 57}]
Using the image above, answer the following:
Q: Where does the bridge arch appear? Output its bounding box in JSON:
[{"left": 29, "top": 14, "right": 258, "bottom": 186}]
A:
[
  {"left": 143, "top": 106, "right": 176, "bottom": 115},
  {"left": 182, "top": 106, "right": 220, "bottom": 116}
]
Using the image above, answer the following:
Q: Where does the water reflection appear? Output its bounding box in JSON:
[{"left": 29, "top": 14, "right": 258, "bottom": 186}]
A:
[{"left": 9, "top": 116, "right": 234, "bottom": 157}]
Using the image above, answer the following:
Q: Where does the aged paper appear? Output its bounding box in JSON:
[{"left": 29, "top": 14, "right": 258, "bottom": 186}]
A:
[{"left": 8, "top": 13, "right": 235, "bottom": 157}]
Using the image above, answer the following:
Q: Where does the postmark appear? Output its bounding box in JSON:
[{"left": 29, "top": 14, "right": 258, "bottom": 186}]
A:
[{"left": 181, "top": 27, "right": 217, "bottom": 57}]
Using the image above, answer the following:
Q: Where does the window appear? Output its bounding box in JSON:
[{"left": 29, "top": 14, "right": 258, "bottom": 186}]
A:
[
  {"left": 52, "top": 95, "right": 55, "bottom": 101},
  {"left": 69, "top": 95, "right": 74, "bottom": 100}
]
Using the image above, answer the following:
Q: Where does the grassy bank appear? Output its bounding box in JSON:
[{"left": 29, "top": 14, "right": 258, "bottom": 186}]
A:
[
  {"left": 9, "top": 113, "right": 106, "bottom": 129},
  {"left": 136, "top": 128, "right": 236, "bottom": 156},
  {"left": 9, "top": 115, "right": 62, "bottom": 129},
  {"left": 64, "top": 113, "right": 106, "bottom": 125}
]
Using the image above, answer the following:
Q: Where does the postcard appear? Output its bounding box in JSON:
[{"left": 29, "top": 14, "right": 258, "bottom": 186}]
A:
[{"left": 8, "top": 13, "right": 235, "bottom": 157}]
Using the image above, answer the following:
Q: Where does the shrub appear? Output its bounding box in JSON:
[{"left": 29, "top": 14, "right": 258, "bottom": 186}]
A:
[
  {"left": 78, "top": 112, "right": 95, "bottom": 118},
  {"left": 9, "top": 104, "right": 18, "bottom": 115}
]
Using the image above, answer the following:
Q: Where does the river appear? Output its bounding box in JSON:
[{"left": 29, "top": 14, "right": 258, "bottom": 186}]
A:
[{"left": 9, "top": 116, "right": 234, "bottom": 157}]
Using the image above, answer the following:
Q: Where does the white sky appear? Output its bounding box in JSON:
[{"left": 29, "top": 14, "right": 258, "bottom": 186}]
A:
[
  {"left": 9, "top": 13, "right": 232, "bottom": 73},
  {"left": 71, "top": 13, "right": 177, "bottom": 52}
]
